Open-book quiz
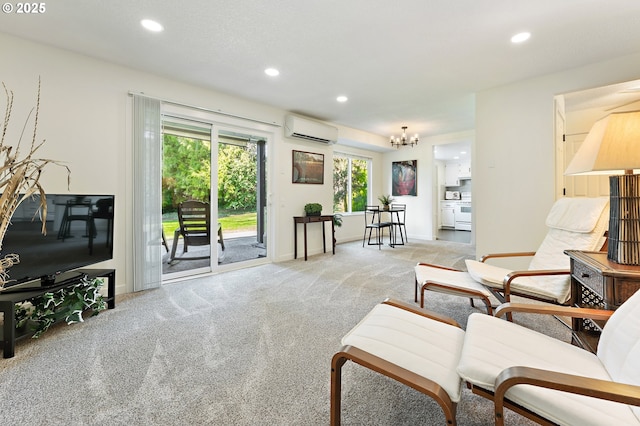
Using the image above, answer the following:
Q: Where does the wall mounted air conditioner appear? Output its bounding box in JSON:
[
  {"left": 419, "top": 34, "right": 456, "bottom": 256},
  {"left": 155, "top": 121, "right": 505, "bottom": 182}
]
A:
[{"left": 284, "top": 115, "right": 338, "bottom": 144}]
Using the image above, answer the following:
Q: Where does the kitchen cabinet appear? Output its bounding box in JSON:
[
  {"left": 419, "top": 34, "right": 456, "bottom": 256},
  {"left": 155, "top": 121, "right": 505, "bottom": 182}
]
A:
[
  {"left": 445, "top": 164, "right": 460, "bottom": 186},
  {"left": 458, "top": 161, "right": 471, "bottom": 179},
  {"left": 440, "top": 202, "right": 456, "bottom": 228},
  {"left": 444, "top": 162, "right": 471, "bottom": 186}
]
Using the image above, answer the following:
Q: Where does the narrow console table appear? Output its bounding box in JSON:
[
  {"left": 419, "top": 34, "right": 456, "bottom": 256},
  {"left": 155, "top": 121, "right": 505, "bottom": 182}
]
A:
[
  {"left": 565, "top": 250, "right": 640, "bottom": 353},
  {"left": 293, "top": 215, "right": 335, "bottom": 261},
  {"left": 0, "top": 268, "right": 116, "bottom": 358}
]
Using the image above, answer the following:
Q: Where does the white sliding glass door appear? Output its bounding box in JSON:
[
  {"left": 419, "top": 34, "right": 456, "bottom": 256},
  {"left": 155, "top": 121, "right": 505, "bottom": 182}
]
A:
[{"left": 160, "top": 113, "right": 271, "bottom": 281}]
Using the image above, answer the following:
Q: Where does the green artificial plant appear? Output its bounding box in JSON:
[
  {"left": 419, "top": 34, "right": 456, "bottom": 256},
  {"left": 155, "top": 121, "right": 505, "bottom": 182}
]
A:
[
  {"left": 15, "top": 277, "right": 106, "bottom": 338},
  {"left": 304, "top": 203, "right": 323, "bottom": 216},
  {"left": 377, "top": 194, "right": 394, "bottom": 209},
  {"left": 333, "top": 213, "right": 343, "bottom": 227}
]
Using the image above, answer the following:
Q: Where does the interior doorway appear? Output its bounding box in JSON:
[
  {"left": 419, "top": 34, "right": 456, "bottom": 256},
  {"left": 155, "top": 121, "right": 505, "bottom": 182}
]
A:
[
  {"left": 432, "top": 140, "right": 473, "bottom": 244},
  {"left": 160, "top": 118, "right": 268, "bottom": 281}
]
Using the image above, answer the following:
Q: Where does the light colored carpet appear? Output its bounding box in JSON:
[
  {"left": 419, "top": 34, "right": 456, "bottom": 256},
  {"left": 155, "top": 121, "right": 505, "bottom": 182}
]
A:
[{"left": 0, "top": 239, "right": 565, "bottom": 425}]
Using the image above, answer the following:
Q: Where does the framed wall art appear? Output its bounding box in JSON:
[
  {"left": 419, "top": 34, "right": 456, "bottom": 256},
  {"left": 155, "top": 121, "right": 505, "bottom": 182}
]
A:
[
  {"left": 292, "top": 150, "right": 324, "bottom": 184},
  {"left": 392, "top": 160, "right": 417, "bottom": 196}
]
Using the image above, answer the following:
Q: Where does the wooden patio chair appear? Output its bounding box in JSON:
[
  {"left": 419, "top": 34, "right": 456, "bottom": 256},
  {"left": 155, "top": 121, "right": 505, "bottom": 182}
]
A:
[
  {"left": 331, "top": 290, "right": 640, "bottom": 425},
  {"left": 169, "top": 200, "right": 211, "bottom": 262},
  {"left": 415, "top": 197, "right": 610, "bottom": 318}
]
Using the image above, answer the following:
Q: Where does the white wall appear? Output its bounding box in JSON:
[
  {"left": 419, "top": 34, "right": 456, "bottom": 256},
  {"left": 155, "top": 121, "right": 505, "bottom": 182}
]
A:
[
  {"left": 382, "top": 143, "right": 432, "bottom": 240},
  {"left": 475, "top": 51, "right": 640, "bottom": 261},
  {"left": 0, "top": 33, "right": 386, "bottom": 294}
]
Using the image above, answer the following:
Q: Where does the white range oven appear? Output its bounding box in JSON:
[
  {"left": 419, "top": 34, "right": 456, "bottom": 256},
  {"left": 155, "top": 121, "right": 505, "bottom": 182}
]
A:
[{"left": 455, "top": 201, "right": 472, "bottom": 231}]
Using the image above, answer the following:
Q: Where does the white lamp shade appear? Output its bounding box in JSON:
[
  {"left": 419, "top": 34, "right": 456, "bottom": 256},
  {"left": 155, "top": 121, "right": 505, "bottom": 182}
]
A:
[{"left": 564, "top": 110, "right": 640, "bottom": 175}]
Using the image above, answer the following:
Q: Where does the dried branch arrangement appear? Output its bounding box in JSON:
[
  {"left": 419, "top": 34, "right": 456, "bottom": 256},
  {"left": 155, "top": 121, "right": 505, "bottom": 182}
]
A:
[{"left": 0, "top": 79, "right": 70, "bottom": 289}]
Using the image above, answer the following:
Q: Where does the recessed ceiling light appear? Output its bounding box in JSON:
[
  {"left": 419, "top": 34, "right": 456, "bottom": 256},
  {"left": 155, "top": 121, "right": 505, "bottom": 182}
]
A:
[
  {"left": 264, "top": 68, "right": 280, "bottom": 77},
  {"left": 336, "top": 95, "right": 348, "bottom": 103},
  {"left": 141, "top": 19, "right": 164, "bottom": 32},
  {"left": 511, "top": 32, "right": 531, "bottom": 44}
]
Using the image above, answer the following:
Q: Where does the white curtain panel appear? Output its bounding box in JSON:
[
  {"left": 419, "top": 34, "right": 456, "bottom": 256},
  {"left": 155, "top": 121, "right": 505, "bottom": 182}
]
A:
[{"left": 132, "top": 94, "right": 162, "bottom": 291}]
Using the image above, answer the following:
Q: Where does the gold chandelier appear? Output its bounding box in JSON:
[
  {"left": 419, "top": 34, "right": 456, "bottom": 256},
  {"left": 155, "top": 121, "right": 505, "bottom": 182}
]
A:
[{"left": 390, "top": 126, "right": 419, "bottom": 148}]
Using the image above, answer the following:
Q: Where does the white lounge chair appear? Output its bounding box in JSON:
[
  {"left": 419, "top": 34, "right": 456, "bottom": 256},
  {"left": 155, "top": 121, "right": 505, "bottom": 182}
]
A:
[
  {"left": 331, "top": 289, "right": 640, "bottom": 425},
  {"left": 415, "top": 197, "right": 609, "bottom": 316}
]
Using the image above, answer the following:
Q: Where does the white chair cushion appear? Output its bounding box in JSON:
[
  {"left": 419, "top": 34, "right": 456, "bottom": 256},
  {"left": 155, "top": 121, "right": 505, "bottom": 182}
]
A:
[
  {"left": 415, "top": 264, "right": 493, "bottom": 298},
  {"left": 457, "top": 313, "right": 639, "bottom": 425},
  {"left": 465, "top": 259, "right": 510, "bottom": 289},
  {"left": 545, "top": 196, "right": 609, "bottom": 233},
  {"left": 598, "top": 289, "right": 640, "bottom": 422},
  {"left": 510, "top": 275, "right": 570, "bottom": 304},
  {"left": 526, "top": 202, "right": 609, "bottom": 303},
  {"left": 465, "top": 258, "right": 571, "bottom": 303},
  {"left": 341, "top": 303, "right": 466, "bottom": 402}
]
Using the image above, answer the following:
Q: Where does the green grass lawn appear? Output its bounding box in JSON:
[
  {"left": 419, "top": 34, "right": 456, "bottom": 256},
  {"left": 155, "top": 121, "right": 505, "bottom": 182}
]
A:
[{"left": 162, "top": 211, "right": 256, "bottom": 238}]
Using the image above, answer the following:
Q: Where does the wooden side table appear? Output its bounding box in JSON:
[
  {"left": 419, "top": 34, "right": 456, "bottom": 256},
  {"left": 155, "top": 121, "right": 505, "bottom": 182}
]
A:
[
  {"left": 293, "top": 215, "right": 335, "bottom": 261},
  {"left": 565, "top": 250, "right": 640, "bottom": 353}
]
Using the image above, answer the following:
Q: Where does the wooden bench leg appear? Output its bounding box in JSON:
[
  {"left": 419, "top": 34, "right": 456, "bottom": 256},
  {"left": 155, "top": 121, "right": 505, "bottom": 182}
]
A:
[
  {"left": 331, "top": 345, "right": 458, "bottom": 425},
  {"left": 420, "top": 281, "right": 494, "bottom": 315},
  {"left": 331, "top": 352, "right": 348, "bottom": 426}
]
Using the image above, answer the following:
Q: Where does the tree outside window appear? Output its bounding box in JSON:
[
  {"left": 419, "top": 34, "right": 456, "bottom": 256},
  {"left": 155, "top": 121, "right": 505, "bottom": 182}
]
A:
[
  {"left": 333, "top": 153, "right": 370, "bottom": 213},
  {"left": 162, "top": 134, "right": 257, "bottom": 212},
  {"left": 162, "top": 134, "right": 211, "bottom": 210}
]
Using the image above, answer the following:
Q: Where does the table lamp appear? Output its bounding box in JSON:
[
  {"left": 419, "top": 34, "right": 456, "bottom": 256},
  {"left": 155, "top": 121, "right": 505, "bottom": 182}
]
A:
[{"left": 564, "top": 110, "right": 640, "bottom": 265}]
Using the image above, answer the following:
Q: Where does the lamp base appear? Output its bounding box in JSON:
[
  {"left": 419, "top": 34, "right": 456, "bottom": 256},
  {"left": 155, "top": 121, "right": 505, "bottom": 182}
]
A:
[{"left": 608, "top": 174, "right": 640, "bottom": 265}]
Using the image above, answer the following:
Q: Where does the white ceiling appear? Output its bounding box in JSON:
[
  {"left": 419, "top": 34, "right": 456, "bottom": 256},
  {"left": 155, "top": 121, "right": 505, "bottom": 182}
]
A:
[
  {"left": 564, "top": 79, "right": 640, "bottom": 115},
  {"left": 433, "top": 142, "right": 472, "bottom": 163},
  {"left": 2, "top": 0, "right": 640, "bottom": 147}
]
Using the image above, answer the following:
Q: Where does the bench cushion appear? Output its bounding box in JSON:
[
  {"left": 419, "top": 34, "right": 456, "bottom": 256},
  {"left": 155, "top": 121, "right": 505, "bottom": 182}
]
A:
[
  {"left": 415, "top": 264, "right": 493, "bottom": 298},
  {"left": 342, "top": 303, "right": 465, "bottom": 402}
]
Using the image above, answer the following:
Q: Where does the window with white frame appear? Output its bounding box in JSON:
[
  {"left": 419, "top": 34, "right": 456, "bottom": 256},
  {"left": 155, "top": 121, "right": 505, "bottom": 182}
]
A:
[{"left": 333, "top": 152, "right": 371, "bottom": 213}]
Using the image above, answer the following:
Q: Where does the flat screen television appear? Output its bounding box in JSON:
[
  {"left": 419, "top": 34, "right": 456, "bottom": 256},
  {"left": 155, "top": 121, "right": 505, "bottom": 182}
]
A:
[{"left": 1, "top": 194, "right": 114, "bottom": 288}]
